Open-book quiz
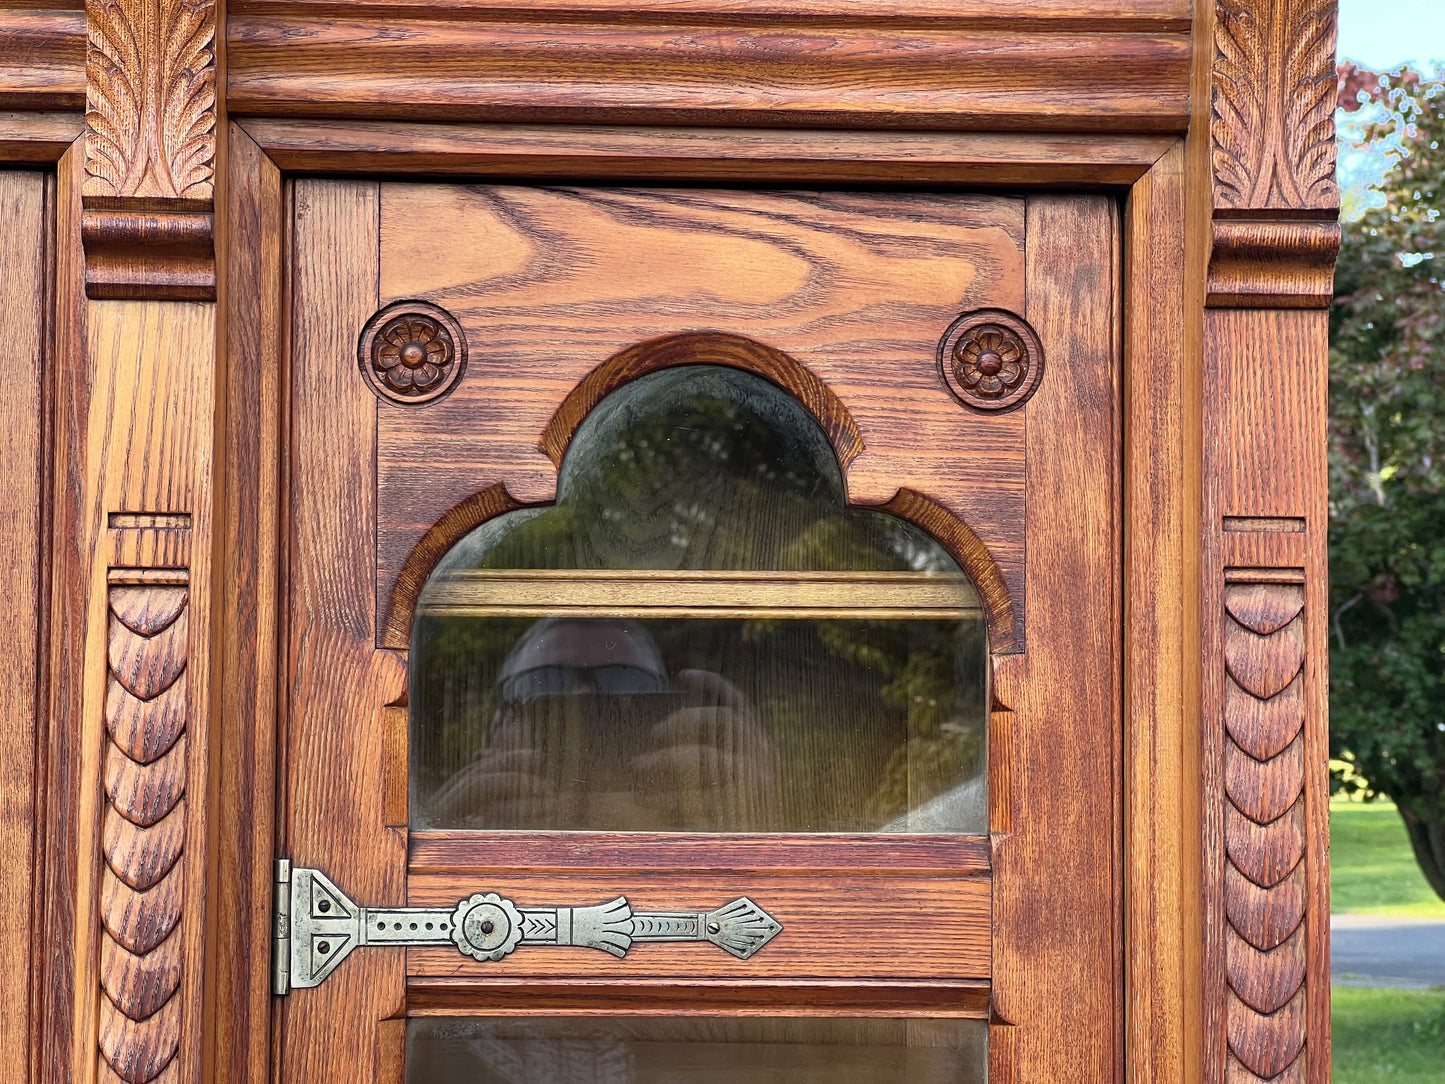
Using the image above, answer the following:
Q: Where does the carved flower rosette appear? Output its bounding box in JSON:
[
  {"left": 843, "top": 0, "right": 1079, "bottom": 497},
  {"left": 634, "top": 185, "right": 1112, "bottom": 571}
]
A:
[
  {"left": 937, "top": 309, "right": 1045, "bottom": 412},
  {"left": 358, "top": 300, "right": 468, "bottom": 405}
]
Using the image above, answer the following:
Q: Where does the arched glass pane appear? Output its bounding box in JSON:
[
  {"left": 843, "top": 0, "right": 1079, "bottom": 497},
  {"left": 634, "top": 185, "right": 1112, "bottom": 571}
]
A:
[{"left": 411, "top": 365, "right": 988, "bottom": 833}]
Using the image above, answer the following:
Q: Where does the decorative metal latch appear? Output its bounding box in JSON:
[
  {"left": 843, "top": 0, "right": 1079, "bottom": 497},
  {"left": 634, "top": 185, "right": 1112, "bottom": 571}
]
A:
[{"left": 273, "top": 860, "right": 783, "bottom": 994}]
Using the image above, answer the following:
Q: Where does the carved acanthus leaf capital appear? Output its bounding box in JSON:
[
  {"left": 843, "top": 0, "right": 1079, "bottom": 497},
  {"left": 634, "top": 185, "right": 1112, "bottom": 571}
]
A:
[
  {"left": 1208, "top": 0, "right": 1341, "bottom": 308},
  {"left": 83, "top": 0, "right": 216, "bottom": 300}
]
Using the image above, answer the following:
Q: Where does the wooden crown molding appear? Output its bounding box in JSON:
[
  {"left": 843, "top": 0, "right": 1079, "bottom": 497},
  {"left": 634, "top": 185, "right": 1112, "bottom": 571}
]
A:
[
  {"left": 0, "top": 5, "right": 85, "bottom": 113},
  {"left": 82, "top": 0, "right": 217, "bottom": 299},
  {"left": 226, "top": 0, "right": 1191, "bottom": 133},
  {"left": 1207, "top": 0, "right": 1340, "bottom": 307}
]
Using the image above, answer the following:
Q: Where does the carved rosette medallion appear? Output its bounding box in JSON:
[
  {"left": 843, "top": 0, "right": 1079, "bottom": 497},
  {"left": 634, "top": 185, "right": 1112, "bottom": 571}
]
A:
[
  {"left": 937, "top": 310, "right": 1044, "bottom": 412},
  {"left": 358, "top": 301, "right": 468, "bottom": 405}
]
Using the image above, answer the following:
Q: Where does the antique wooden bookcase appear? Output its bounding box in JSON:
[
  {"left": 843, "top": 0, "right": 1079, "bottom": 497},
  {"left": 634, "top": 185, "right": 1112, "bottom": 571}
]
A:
[{"left": 0, "top": 0, "right": 1337, "bottom": 1081}]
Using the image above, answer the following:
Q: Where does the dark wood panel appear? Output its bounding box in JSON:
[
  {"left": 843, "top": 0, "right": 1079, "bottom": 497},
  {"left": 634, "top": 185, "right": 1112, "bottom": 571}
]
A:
[
  {"left": 0, "top": 167, "right": 47, "bottom": 1084},
  {"left": 227, "top": 8, "right": 1189, "bottom": 132},
  {"left": 375, "top": 184, "right": 1028, "bottom": 645},
  {"left": 405, "top": 869, "right": 990, "bottom": 981}
]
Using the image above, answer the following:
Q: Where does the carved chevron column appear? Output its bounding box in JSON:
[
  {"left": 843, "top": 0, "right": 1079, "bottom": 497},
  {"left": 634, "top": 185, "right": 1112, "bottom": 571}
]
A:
[
  {"left": 1203, "top": 0, "right": 1336, "bottom": 1080},
  {"left": 83, "top": 0, "right": 216, "bottom": 298},
  {"left": 99, "top": 574, "right": 190, "bottom": 1084}
]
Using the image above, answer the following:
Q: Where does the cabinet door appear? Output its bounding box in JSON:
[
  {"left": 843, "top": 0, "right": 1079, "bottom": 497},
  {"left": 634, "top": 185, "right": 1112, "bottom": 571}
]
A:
[{"left": 276, "top": 181, "right": 1118, "bottom": 1082}]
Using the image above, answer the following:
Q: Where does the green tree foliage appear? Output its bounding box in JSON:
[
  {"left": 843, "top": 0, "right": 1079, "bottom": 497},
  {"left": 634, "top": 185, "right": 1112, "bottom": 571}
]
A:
[{"left": 1330, "top": 63, "right": 1445, "bottom": 901}]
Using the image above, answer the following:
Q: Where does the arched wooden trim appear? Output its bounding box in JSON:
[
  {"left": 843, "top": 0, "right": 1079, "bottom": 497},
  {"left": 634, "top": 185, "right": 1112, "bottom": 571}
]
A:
[
  {"left": 381, "top": 483, "right": 524, "bottom": 648},
  {"left": 539, "top": 331, "right": 865, "bottom": 470},
  {"left": 388, "top": 369, "right": 1017, "bottom": 656},
  {"left": 879, "top": 488, "right": 1020, "bottom": 655}
]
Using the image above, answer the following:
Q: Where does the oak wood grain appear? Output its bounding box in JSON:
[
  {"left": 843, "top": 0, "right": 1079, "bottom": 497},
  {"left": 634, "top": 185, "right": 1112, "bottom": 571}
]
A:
[
  {"left": 41, "top": 259, "right": 215, "bottom": 1084},
  {"left": 212, "top": 121, "right": 284, "bottom": 1084},
  {"left": 80, "top": 0, "right": 217, "bottom": 299},
  {"left": 273, "top": 180, "right": 1121, "bottom": 1077},
  {"left": 1206, "top": 0, "right": 1340, "bottom": 308},
  {"left": 227, "top": 6, "right": 1190, "bottom": 132},
  {"left": 230, "top": 0, "right": 1191, "bottom": 27},
  {"left": 1203, "top": 308, "right": 1330, "bottom": 1084},
  {"left": 1123, "top": 140, "right": 1197, "bottom": 1084},
  {"left": 38, "top": 138, "right": 87, "bottom": 1084},
  {"left": 0, "top": 109, "right": 83, "bottom": 163},
  {"left": 0, "top": 167, "right": 47, "bottom": 1084},
  {"left": 989, "top": 193, "right": 1117, "bottom": 1079},
  {"left": 376, "top": 183, "right": 1028, "bottom": 647},
  {"left": 405, "top": 868, "right": 990, "bottom": 982},
  {"left": 0, "top": 6, "right": 85, "bottom": 112},
  {"left": 239, "top": 118, "right": 1176, "bottom": 186},
  {"left": 280, "top": 178, "right": 406, "bottom": 1084},
  {"left": 409, "top": 832, "right": 990, "bottom": 874},
  {"left": 97, "top": 580, "right": 190, "bottom": 1084},
  {"left": 406, "top": 977, "right": 992, "bottom": 1017}
]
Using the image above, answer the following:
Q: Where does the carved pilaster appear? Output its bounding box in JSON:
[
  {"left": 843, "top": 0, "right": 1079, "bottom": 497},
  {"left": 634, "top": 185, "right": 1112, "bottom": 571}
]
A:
[
  {"left": 83, "top": 0, "right": 216, "bottom": 299},
  {"left": 1204, "top": 4, "right": 1336, "bottom": 1071},
  {"left": 1207, "top": 0, "right": 1340, "bottom": 307}
]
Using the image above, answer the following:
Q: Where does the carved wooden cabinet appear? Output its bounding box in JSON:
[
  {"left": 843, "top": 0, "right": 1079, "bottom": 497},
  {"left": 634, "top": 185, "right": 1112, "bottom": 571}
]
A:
[{"left": 0, "top": 1, "right": 1337, "bottom": 1082}]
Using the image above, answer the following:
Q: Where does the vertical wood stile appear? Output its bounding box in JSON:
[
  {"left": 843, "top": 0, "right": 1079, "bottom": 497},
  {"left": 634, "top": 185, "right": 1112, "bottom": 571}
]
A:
[{"left": 0, "top": 169, "right": 50, "bottom": 1084}]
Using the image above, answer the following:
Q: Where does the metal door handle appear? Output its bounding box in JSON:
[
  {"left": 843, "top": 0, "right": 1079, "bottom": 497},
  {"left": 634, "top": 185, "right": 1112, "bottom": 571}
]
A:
[{"left": 274, "top": 861, "right": 783, "bottom": 994}]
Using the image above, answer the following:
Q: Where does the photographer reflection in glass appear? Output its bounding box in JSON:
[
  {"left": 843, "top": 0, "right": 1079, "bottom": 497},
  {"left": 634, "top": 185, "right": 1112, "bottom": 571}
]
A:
[{"left": 427, "top": 617, "right": 778, "bottom": 831}]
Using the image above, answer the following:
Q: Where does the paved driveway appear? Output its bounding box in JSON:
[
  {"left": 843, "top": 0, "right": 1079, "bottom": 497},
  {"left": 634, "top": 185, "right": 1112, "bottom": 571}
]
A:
[{"left": 1332, "top": 914, "right": 1445, "bottom": 987}]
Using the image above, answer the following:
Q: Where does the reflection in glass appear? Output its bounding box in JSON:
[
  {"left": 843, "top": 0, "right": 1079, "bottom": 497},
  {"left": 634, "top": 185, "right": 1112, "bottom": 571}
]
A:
[
  {"left": 411, "top": 366, "right": 988, "bottom": 833},
  {"left": 407, "top": 1017, "right": 987, "bottom": 1084}
]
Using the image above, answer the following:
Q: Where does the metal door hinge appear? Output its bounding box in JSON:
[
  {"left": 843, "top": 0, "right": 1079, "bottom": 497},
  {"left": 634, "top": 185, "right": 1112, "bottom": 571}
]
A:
[{"left": 272, "top": 858, "right": 782, "bottom": 995}]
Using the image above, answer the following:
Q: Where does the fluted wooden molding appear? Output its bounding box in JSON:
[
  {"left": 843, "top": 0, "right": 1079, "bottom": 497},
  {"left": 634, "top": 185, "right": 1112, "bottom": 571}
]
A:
[
  {"left": 1207, "top": 0, "right": 1340, "bottom": 307},
  {"left": 82, "top": 0, "right": 216, "bottom": 299},
  {"left": 98, "top": 576, "right": 190, "bottom": 1084}
]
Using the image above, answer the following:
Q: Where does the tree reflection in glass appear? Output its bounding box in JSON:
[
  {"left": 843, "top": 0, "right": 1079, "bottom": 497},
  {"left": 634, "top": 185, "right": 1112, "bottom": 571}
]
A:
[{"left": 411, "top": 365, "right": 988, "bottom": 833}]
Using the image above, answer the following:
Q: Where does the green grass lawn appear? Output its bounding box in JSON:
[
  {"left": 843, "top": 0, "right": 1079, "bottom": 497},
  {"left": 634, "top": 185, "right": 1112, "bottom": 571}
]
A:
[
  {"left": 1331, "top": 797, "right": 1445, "bottom": 1081},
  {"left": 1331, "top": 799, "right": 1445, "bottom": 918},
  {"left": 1332, "top": 986, "right": 1445, "bottom": 1082}
]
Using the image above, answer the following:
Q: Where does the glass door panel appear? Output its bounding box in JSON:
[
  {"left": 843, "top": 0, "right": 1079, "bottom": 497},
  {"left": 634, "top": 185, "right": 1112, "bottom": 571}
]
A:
[
  {"left": 407, "top": 1018, "right": 987, "bottom": 1084},
  {"left": 411, "top": 366, "right": 988, "bottom": 834}
]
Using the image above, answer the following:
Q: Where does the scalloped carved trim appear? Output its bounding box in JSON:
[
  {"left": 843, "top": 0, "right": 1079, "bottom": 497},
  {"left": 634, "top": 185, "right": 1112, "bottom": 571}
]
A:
[
  {"left": 98, "top": 578, "right": 189, "bottom": 1084},
  {"left": 1221, "top": 577, "right": 1310, "bottom": 1082}
]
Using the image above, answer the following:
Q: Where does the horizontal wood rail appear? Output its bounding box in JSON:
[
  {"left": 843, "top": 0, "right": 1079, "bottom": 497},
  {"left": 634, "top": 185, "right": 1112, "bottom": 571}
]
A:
[{"left": 417, "top": 569, "right": 982, "bottom": 620}]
